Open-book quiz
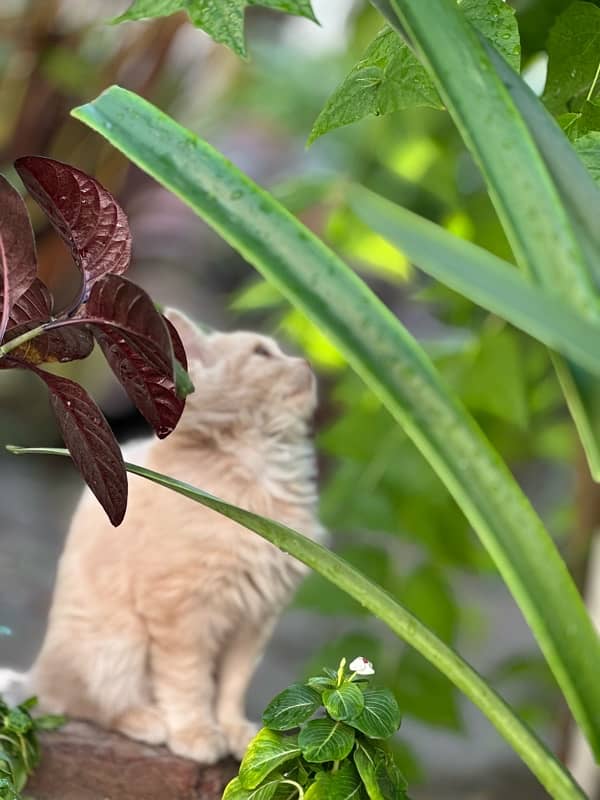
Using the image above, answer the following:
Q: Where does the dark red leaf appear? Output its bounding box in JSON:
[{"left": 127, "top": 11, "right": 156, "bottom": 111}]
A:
[
  {"left": 0, "top": 175, "right": 38, "bottom": 340},
  {"left": 14, "top": 156, "right": 131, "bottom": 304},
  {"left": 163, "top": 315, "right": 188, "bottom": 370},
  {"left": 0, "top": 279, "right": 93, "bottom": 367},
  {"left": 162, "top": 313, "right": 194, "bottom": 399},
  {"left": 6, "top": 277, "right": 52, "bottom": 328},
  {"left": 14, "top": 359, "right": 127, "bottom": 525},
  {"left": 86, "top": 275, "right": 184, "bottom": 438},
  {"left": 4, "top": 322, "right": 94, "bottom": 366}
]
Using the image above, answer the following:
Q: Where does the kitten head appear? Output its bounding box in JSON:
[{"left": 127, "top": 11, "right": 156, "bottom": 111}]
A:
[{"left": 164, "top": 308, "right": 317, "bottom": 436}]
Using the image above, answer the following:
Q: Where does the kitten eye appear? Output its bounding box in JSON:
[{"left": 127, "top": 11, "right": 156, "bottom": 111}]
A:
[{"left": 254, "top": 344, "right": 272, "bottom": 357}]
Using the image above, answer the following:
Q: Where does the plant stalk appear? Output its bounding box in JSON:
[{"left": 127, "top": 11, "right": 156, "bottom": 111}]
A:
[{"left": 0, "top": 324, "right": 46, "bottom": 358}]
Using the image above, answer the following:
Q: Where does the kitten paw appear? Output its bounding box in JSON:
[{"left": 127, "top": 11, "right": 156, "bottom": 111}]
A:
[
  {"left": 168, "top": 725, "right": 228, "bottom": 764},
  {"left": 222, "top": 719, "right": 260, "bottom": 761},
  {"left": 113, "top": 705, "right": 167, "bottom": 745}
]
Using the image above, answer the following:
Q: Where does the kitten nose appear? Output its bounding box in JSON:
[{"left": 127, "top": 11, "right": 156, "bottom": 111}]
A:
[{"left": 295, "top": 358, "right": 314, "bottom": 391}]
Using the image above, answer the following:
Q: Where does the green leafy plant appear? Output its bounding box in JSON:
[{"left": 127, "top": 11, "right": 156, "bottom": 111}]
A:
[
  {"left": 223, "top": 656, "right": 409, "bottom": 800},
  {"left": 0, "top": 696, "right": 64, "bottom": 800}
]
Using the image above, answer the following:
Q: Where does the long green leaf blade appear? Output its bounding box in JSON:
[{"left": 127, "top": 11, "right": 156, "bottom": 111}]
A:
[
  {"left": 71, "top": 85, "right": 600, "bottom": 758},
  {"left": 376, "top": 0, "right": 600, "bottom": 483},
  {"left": 349, "top": 186, "right": 600, "bottom": 376},
  {"left": 379, "top": 0, "right": 596, "bottom": 304},
  {"left": 480, "top": 40, "right": 600, "bottom": 480},
  {"left": 481, "top": 38, "right": 600, "bottom": 261},
  {"left": 4, "top": 444, "right": 588, "bottom": 800},
  {"left": 352, "top": 183, "right": 600, "bottom": 479}
]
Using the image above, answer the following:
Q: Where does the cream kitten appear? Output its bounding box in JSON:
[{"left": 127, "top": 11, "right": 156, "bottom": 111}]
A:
[{"left": 9, "top": 310, "right": 324, "bottom": 763}]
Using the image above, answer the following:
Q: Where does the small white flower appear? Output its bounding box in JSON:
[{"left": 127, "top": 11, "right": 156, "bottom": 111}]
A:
[{"left": 349, "top": 656, "right": 375, "bottom": 676}]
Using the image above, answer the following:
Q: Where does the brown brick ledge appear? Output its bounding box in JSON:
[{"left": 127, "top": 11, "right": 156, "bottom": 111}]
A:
[{"left": 26, "top": 721, "right": 238, "bottom": 800}]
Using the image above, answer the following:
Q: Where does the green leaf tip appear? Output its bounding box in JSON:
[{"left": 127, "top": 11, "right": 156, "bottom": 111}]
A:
[
  {"left": 110, "top": 0, "right": 319, "bottom": 58},
  {"left": 309, "top": 0, "right": 519, "bottom": 143}
]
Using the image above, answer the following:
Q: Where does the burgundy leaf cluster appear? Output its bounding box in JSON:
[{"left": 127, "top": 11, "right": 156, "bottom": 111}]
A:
[{"left": 0, "top": 157, "right": 190, "bottom": 525}]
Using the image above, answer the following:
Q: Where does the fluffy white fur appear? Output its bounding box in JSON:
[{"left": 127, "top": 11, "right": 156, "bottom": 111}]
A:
[{"left": 4, "top": 310, "right": 324, "bottom": 762}]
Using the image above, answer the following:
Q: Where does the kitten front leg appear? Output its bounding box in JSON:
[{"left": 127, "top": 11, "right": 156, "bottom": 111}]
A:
[
  {"left": 112, "top": 704, "right": 166, "bottom": 745},
  {"left": 216, "top": 617, "right": 276, "bottom": 760},
  {"left": 148, "top": 615, "right": 227, "bottom": 764}
]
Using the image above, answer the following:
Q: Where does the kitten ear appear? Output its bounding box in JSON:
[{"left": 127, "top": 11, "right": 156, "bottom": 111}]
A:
[{"left": 163, "top": 307, "right": 209, "bottom": 363}]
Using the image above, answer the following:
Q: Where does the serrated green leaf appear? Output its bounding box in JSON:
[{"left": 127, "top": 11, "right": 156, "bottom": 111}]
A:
[
  {"left": 262, "top": 684, "right": 321, "bottom": 731},
  {"left": 239, "top": 729, "right": 301, "bottom": 790},
  {"left": 309, "top": 27, "right": 442, "bottom": 144},
  {"left": 298, "top": 719, "right": 355, "bottom": 763},
  {"left": 304, "top": 762, "right": 365, "bottom": 799},
  {"left": 323, "top": 683, "right": 365, "bottom": 722},
  {"left": 247, "top": 0, "right": 315, "bottom": 17},
  {"left": 309, "top": 0, "right": 519, "bottom": 142},
  {"left": 113, "top": 0, "right": 184, "bottom": 22},
  {"left": 349, "top": 689, "right": 401, "bottom": 739},
  {"left": 113, "top": 0, "right": 317, "bottom": 57},
  {"left": 574, "top": 131, "right": 600, "bottom": 184},
  {"left": 543, "top": 1, "right": 600, "bottom": 114}
]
